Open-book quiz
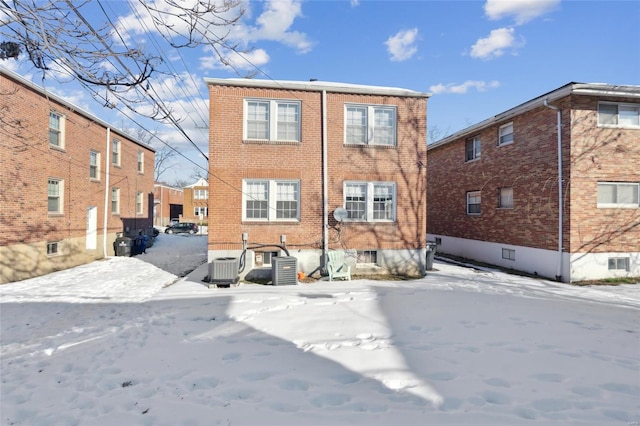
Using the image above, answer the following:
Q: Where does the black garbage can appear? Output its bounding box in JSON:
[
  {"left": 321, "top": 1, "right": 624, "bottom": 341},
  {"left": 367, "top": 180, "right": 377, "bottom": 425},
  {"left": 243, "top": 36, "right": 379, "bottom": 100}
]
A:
[
  {"left": 114, "top": 236, "right": 133, "bottom": 257},
  {"left": 425, "top": 241, "right": 437, "bottom": 271}
]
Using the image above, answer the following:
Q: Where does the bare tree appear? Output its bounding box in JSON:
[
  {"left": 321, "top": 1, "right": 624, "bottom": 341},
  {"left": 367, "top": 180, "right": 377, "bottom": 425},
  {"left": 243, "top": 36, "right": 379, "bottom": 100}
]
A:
[{"left": 0, "top": 0, "right": 248, "bottom": 118}]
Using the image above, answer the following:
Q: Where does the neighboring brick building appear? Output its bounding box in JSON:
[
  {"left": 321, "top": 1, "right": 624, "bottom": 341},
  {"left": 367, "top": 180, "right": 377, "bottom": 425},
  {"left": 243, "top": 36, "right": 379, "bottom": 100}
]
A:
[
  {"left": 182, "top": 178, "right": 208, "bottom": 225},
  {"left": 0, "top": 67, "right": 155, "bottom": 284},
  {"left": 427, "top": 82, "right": 640, "bottom": 282},
  {"left": 206, "top": 78, "right": 429, "bottom": 279},
  {"left": 153, "top": 182, "right": 183, "bottom": 226}
]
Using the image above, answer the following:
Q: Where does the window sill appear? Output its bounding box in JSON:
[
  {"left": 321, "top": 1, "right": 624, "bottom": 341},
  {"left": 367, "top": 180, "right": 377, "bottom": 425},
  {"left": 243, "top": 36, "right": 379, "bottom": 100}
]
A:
[
  {"left": 344, "top": 143, "right": 397, "bottom": 149},
  {"left": 496, "top": 207, "right": 514, "bottom": 210},
  {"left": 47, "top": 213, "right": 65, "bottom": 217},
  {"left": 497, "top": 141, "right": 513, "bottom": 147},
  {"left": 49, "top": 145, "right": 66, "bottom": 152},
  {"left": 243, "top": 139, "right": 301, "bottom": 145},
  {"left": 464, "top": 158, "right": 481, "bottom": 163},
  {"left": 241, "top": 220, "right": 300, "bottom": 224},
  {"left": 598, "top": 124, "right": 640, "bottom": 130},
  {"left": 597, "top": 204, "right": 639, "bottom": 209},
  {"left": 90, "top": 178, "right": 101, "bottom": 183}
]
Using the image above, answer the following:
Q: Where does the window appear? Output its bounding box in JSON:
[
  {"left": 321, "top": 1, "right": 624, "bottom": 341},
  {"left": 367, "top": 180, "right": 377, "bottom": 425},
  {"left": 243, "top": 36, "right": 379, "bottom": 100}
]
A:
[
  {"left": 597, "top": 182, "right": 639, "bottom": 207},
  {"left": 242, "top": 180, "right": 300, "bottom": 221},
  {"left": 498, "top": 122, "right": 514, "bottom": 146},
  {"left": 357, "top": 250, "right": 378, "bottom": 265},
  {"left": 345, "top": 105, "right": 397, "bottom": 146},
  {"left": 256, "top": 251, "right": 279, "bottom": 266},
  {"left": 499, "top": 187, "right": 514, "bottom": 208},
  {"left": 47, "top": 242, "right": 60, "bottom": 256},
  {"left": 194, "top": 189, "right": 208, "bottom": 200},
  {"left": 48, "top": 178, "right": 63, "bottom": 214},
  {"left": 435, "top": 237, "right": 442, "bottom": 246},
  {"left": 244, "top": 99, "right": 300, "bottom": 142},
  {"left": 502, "top": 248, "right": 516, "bottom": 261},
  {"left": 465, "top": 136, "right": 481, "bottom": 161},
  {"left": 344, "top": 182, "right": 396, "bottom": 222},
  {"left": 137, "top": 151, "right": 144, "bottom": 173},
  {"left": 136, "top": 192, "right": 144, "bottom": 214},
  {"left": 467, "top": 191, "right": 481, "bottom": 215},
  {"left": 111, "top": 188, "right": 120, "bottom": 214},
  {"left": 49, "top": 112, "right": 64, "bottom": 148},
  {"left": 112, "top": 139, "right": 121, "bottom": 166},
  {"left": 608, "top": 257, "right": 629, "bottom": 271},
  {"left": 90, "top": 151, "right": 99, "bottom": 180},
  {"left": 194, "top": 206, "right": 208, "bottom": 217},
  {"left": 598, "top": 102, "right": 640, "bottom": 128}
]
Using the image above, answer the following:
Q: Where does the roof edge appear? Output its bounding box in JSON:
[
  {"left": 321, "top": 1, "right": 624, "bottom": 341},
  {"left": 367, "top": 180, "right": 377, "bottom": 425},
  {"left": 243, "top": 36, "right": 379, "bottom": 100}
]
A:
[{"left": 205, "top": 77, "right": 431, "bottom": 98}]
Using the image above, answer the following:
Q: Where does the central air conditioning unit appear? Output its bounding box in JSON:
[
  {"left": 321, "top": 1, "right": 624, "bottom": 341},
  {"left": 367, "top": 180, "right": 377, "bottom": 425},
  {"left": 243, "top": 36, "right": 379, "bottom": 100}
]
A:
[
  {"left": 272, "top": 256, "right": 297, "bottom": 286},
  {"left": 208, "top": 257, "right": 239, "bottom": 286}
]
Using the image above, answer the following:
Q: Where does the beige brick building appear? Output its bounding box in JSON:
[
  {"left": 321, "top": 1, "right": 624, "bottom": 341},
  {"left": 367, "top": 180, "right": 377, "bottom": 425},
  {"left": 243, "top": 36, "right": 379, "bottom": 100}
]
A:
[
  {"left": 182, "top": 178, "right": 208, "bottom": 225},
  {"left": 0, "top": 67, "right": 155, "bottom": 284},
  {"left": 427, "top": 83, "right": 640, "bottom": 282},
  {"left": 153, "top": 182, "right": 183, "bottom": 226},
  {"left": 206, "top": 78, "right": 429, "bottom": 278}
]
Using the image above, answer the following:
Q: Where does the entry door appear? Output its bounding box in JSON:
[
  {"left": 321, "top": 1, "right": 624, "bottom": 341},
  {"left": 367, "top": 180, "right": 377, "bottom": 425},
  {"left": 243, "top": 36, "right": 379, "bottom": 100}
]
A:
[{"left": 86, "top": 206, "right": 98, "bottom": 250}]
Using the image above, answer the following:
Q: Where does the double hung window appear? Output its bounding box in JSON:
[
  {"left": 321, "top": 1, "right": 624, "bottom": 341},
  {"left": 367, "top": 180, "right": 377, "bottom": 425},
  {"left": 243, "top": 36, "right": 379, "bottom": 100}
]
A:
[
  {"left": 345, "top": 105, "right": 397, "bottom": 146},
  {"left": 245, "top": 100, "right": 301, "bottom": 142},
  {"left": 90, "top": 151, "right": 100, "bottom": 180},
  {"left": 243, "top": 180, "right": 300, "bottom": 221},
  {"left": 498, "top": 122, "right": 514, "bottom": 146},
  {"left": 49, "top": 112, "right": 64, "bottom": 148},
  {"left": 137, "top": 151, "right": 144, "bottom": 173},
  {"left": 112, "top": 139, "right": 121, "bottom": 166},
  {"left": 498, "top": 187, "right": 514, "bottom": 208},
  {"left": 597, "top": 182, "right": 639, "bottom": 208},
  {"left": 467, "top": 191, "right": 481, "bottom": 215},
  {"left": 48, "top": 178, "right": 63, "bottom": 213},
  {"left": 465, "top": 136, "right": 481, "bottom": 161},
  {"left": 344, "top": 182, "right": 396, "bottom": 222},
  {"left": 111, "top": 188, "right": 120, "bottom": 214}
]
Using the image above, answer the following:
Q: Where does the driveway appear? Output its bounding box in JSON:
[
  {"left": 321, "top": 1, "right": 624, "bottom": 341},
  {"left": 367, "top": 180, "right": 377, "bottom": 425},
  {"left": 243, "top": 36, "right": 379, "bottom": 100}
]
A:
[{"left": 137, "top": 232, "right": 208, "bottom": 277}]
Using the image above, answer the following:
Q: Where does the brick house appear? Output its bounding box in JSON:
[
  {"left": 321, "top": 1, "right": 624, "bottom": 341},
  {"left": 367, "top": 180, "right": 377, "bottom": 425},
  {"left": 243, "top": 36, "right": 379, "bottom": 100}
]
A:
[
  {"left": 153, "top": 182, "right": 183, "bottom": 226},
  {"left": 0, "top": 67, "right": 155, "bottom": 284},
  {"left": 205, "top": 78, "right": 429, "bottom": 279},
  {"left": 182, "top": 178, "right": 208, "bottom": 225},
  {"left": 427, "top": 82, "right": 640, "bottom": 282}
]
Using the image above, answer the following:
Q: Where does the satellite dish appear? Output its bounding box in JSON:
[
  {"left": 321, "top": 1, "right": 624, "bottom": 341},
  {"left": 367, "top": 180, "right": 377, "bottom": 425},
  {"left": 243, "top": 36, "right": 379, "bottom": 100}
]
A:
[{"left": 333, "top": 207, "right": 348, "bottom": 222}]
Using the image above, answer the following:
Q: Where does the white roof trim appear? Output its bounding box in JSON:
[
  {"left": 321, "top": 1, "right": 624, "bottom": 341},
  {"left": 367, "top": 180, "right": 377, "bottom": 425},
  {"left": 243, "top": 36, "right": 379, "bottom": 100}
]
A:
[{"left": 205, "top": 77, "right": 431, "bottom": 98}]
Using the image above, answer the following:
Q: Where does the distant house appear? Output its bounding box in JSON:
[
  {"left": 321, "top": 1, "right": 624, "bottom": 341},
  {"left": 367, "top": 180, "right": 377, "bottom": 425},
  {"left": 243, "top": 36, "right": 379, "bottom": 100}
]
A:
[
  {"left": 205, "top": 78, "right": 429, "bottom": 279},
  {"left": 0, "top": 67, "right": 155, "bottom": 284},
  {"left": 427, "top": 82, "right": 640, "bottom": 282},
  {"left": 182, "top": 178, "right": 208, "bottom": 224},
  {"left": 153, "top": 182, "right": 183, "bottom": 226}
]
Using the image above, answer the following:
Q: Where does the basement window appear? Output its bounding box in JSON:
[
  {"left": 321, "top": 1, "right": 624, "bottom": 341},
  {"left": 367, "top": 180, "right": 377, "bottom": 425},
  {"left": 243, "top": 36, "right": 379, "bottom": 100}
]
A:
[
  {"left": 356, "top": 250, "right": 378, "bottom": 265},
  {"left": 502, "top": 248, "right": 516, "bottom": 261},
  {"left": 608, "top": 257, "right": 629, "bottom": 271},
  {"left": 47, "top": 241, "right": 60, "bottom": 256}
]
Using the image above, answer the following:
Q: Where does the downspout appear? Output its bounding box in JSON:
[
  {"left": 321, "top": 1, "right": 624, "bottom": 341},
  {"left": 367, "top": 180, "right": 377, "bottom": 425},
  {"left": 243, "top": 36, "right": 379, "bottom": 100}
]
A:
[
  {"left": 103, "top": 128, "right": 111, "bottom": 257},
  {"left": 322, "top": 90, "right": 329, "bottom": 266},
  {"left": 544, "top": 98, "right": 563, "bottom": 281}
]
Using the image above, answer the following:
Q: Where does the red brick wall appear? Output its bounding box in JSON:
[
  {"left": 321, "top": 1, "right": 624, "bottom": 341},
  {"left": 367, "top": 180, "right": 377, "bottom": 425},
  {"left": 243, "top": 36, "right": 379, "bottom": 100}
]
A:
[
  {"left": 427, "top": 100, "right": 570, "bottom": 251},
  {"left": 567, "top": 95, "right": 640, "bottom": 253},
  {"left": 208, "top": 84, "right": 427, "bottom": 252},
  {"left": 0, "top": 72, "right": 154, "bottom": 248}
]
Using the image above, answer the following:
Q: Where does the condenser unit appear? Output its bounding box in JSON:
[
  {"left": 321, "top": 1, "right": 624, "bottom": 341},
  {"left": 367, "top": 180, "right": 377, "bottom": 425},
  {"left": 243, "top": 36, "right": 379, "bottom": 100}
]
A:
[
  {"left": 208, "top": 257, "right": 239, "bottom": 286},
  {"left": 272, "top": 256, "right": 297, "bottom": 286}
]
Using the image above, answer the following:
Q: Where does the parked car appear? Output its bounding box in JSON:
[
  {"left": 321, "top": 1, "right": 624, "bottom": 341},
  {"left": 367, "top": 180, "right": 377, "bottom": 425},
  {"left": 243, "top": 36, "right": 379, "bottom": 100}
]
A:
[{"left": 165, "top": 222, "right": 198, "bottom": 235}]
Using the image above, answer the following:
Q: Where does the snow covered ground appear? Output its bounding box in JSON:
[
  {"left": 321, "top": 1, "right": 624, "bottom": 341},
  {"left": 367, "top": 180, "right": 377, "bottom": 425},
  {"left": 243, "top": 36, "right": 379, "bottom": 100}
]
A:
[{"left": 1, "top": 237, "right": 639, "bottom": 425}]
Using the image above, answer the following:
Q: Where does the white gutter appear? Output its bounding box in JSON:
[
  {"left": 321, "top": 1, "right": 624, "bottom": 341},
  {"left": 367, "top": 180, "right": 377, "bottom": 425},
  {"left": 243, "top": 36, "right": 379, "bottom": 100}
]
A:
[
  {"left": 103, "top": 127, "right": 111, "bottom": 257},
  {"left": 322, "top": 90, "right": 329, "bottom": 264},
  {"left": 544, "top": 99, "right": 563, "bottom": 281}
]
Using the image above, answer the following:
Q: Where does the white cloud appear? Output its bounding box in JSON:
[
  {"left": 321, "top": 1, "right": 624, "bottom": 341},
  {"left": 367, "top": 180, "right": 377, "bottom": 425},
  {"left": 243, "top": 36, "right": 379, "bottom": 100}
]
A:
[
  {"left": 484, "top": 0, "right": 560, "bottom": 25},
  {"left": 470, "top": 27, "right": 524, "bottom": 60},
  {"left": 385, "top": 28, "right": 419, "bottom": 62},
  {"left": 200, "top": 48, "right": 270, "bottom": 72},
  {"left": 236, "top": 0, "right": 313, "bottom": 54},
  {"left": 351, "top": 0, "right": 360, "bottom": 6},
  {"left": 429, "top": 80, "right": 500, "bottom": 95}
]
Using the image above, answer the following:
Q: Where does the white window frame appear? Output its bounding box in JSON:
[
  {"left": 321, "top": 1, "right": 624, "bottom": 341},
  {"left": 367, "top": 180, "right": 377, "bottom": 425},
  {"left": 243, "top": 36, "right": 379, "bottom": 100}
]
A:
[
  {"left": 48, "top": 178, "right": 63, "bottom": 214},
  {"left": 111, "top": 187, "right": 120, "bottom": 214},
  {"left": 597, "top": 182, "right": 639, "bottom": 208},
  {"left": 608, "top": 257, "right": 630, "bottom": 271},
  {"left": 136, "top": 192, "right": 144, "bottom": 215},
  {"left": 598, "top": 102, "right": 640, "bottom": 128},
  {"left": 194, "top": 189, "right": 209, "bottom": 200},
  {"left": 498, "top": 122, "right": 514, "bottom": 146},
  {"left": 137, "top": 151, "right": 144, "bottom": 174},
  {"left": 242, "top": 179, "right": 300, "bottom": 222},
  {"left": 243, "top": 99, "right": 301, "bottom": 142},
  {"left": 356, "top": 250, "right": 378, "bottom": 265},
  {"left": 90, "top": 151, "right": 100, "bottom": 180},
  {"left": 49, "top": 111, "right": 65, "bottom": 148},
  {"left": 194, "top": 206, "right": 208, "bottom": 217},
  {"left": 467, "top": 191, "right": 481, "bottom": 215},
  {"left": 498, "top": 187, "right": 514, "bottom": 209},
  {"left": 344, "top": 104, "right": 397, "bottom": 146},
  {"left": 343, "top": 181, "right": 396, "bottom": 222},
  {"left": 112, "top": 139, "right": 121, "bottom": 166},
  {"left": 465, "top": 136, "right": 481, "bottom": 162}
]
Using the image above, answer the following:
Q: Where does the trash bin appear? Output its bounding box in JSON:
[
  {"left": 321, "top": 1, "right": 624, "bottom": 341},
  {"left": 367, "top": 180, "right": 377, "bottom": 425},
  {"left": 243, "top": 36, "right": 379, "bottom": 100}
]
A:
[
  {"left": 114, "top": 236, "right": 133, "bottom": 257},
  {"left": 425, "top": 241, "right": 437, "bottom": 271}
]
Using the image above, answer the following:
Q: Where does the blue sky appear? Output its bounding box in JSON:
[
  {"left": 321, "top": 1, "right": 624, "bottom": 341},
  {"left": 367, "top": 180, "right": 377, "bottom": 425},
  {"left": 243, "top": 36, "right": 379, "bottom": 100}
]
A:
[{"left": 3, "top": 0, "right": 639, "bottom": 184}]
